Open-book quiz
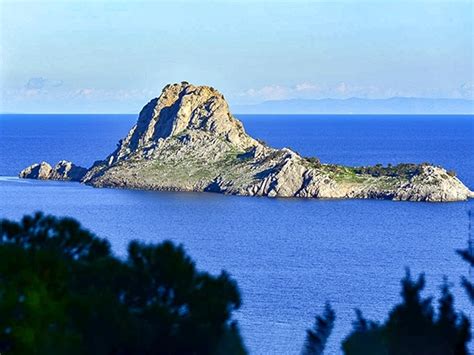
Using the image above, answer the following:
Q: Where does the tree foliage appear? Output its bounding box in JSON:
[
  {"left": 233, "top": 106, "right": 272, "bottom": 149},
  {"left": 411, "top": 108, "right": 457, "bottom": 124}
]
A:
[
  {"left": 457, "top": 248, "right": 474, "bottom": 303},
  {"left": 352, "top": 163, "right": 429, "bottom": 179},
  {"left": 342, "top": 270, "right": 471, "bottom": 355},
  {"left": 456, "top": 210, "right": 474, "bottom": 304},
  {"left": 0, "top": 212, "right": 246, "bottom": 355},
  {"left": 302, "top": 302, "right": 335, "bottom": 355},
  {"left": 2, "top": 212, "right": 473, "bottom": 355}
]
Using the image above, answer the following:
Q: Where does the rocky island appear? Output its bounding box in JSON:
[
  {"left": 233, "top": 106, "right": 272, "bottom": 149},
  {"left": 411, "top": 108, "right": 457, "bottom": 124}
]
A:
[{"left": 20, "top": 82, "right": 473, "bottom": 202}]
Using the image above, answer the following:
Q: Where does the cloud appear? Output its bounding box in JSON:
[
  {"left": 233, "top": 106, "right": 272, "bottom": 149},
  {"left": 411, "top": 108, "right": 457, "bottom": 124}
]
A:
[
  {"left": 25, "top": 77, "right": 63, "bottom": 90},
  {"left": 3, "top": 86, "right": 156, "bottom": 103},
  {"left": 295, "top": 82, "right": 320, "bottom": 92},
  {"left": 0, "top": 86, "right": 159, "bottom": 113},
  {"left": 74, "top": 88, "right": 95, "bottom": 97},
  {"left": 238, "top": 82, "right": 337, "bottom": 102},
  {"left": 238, "top": 82, "right": 417, "bottom": 103},
  {"left": 25, "top": 77, "right": 47, "bottom": 90},
  {"left": 458, "top": 83, "right": 473, "bottom": 99},
  {"left": 335, "top": 82, "right": 349, "bottom": 95},
  {"left": 70, "top": 88, "right": 156, "bottom": 101},
  {"left": 243, "top": 85, "right": 290, "bottom": 101}
]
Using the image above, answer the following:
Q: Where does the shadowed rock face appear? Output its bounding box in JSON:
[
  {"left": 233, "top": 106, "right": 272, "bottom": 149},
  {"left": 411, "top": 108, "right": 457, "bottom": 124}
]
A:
[
  {"left": 19, "top": 82, "right": 474, "bottom": 202},
  {"left": 20, "top": 160, "right": 87, "bottom": 182}
]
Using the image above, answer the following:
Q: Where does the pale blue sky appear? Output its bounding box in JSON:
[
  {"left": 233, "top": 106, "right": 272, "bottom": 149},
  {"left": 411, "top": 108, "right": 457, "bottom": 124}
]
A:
[{"left": 0, "top": 0, "right": 472, "bottom": 113}]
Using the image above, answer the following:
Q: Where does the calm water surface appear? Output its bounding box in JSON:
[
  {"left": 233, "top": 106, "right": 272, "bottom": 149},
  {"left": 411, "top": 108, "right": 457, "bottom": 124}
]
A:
[{"left": 0, "top": 114, "right": 473, "bottom": 354}]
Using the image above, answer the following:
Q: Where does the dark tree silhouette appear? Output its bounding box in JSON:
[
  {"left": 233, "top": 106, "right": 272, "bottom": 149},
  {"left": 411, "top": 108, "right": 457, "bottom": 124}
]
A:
[
  {"left": 302, "top": 302, "right": 335, "bottom": 355},
  {"left": 457, "top": 210, "right": 474, "bottom": 304},
  {"left": 0, "top": 212, "right": 246, "bottom": 355},
  {"left": 457, "top": 248, "right": 474, "bottom": 303},
  {"left": 2, "top": 212, "right": 473, "bottom": 355},
  {"left": 342, "top": 269, "right": 471, "bottom": 355}
]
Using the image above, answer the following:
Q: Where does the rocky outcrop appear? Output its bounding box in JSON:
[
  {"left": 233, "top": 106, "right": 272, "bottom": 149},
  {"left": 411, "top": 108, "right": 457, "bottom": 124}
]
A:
[
  {"left": 19, "top": 82, "right": 474, "bottom": 202},
  {"left": 19, "top": 162, "right": 53, "bottom": 180},
  {"left": 20, "top": 160, "right": 87, "bottom": 182},
  {"left": 393, "top": 165, "right": 473, "bottom": 202}
]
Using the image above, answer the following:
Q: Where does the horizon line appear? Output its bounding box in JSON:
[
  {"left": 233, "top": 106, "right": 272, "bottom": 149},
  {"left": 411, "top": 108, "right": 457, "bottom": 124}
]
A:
[
  {"left": 248, "top": 96, "right": 474, "bottom": 103},
  {"left": 1, "top": 112, "right": 473, "bottom": 116}
]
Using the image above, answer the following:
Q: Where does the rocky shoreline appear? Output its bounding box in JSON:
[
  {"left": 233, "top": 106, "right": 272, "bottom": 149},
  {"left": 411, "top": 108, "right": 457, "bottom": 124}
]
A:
[{"left": 20, "top": 82, "right": 474, "bottom": 202}]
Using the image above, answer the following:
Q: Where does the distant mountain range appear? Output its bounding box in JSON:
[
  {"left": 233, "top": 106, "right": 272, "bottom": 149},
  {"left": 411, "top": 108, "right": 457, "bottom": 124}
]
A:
[{"left": 232, "top": 97, "right": 473, "bottom": 114}]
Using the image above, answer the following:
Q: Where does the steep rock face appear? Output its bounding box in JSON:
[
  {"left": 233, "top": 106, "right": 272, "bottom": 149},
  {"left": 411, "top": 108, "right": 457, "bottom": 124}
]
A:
[
  {"left": 19, "top": 82, "right": 474, "bottom": 202},
  {"left": 49, "top": 161, "right": 88, "bottom": 181},
  {"left": 105, "top": 83, "right": 256, "bottom": 166},
  {"left": 20, "top": 160, "right": 87, "bottom": 182}
]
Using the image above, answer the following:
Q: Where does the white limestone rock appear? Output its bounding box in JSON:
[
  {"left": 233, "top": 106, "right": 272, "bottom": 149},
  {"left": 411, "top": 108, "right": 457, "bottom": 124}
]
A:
[{"left": 19, "top": 162, "right": 53, "bottom": 180}]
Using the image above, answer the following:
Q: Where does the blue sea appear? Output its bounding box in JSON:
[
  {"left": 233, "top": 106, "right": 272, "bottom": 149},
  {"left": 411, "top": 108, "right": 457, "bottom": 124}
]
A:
[{"left": 0, "top": 114, "right": 473, "bottom": 354}]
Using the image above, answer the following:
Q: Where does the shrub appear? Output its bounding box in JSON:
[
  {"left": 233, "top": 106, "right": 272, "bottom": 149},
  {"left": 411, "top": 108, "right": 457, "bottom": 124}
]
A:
[
  {"left": 353, "top": 163, "right": 424, "bottom": 179},
  {"left": 305, "top": 157, "right": 321, "bottom": 167}
]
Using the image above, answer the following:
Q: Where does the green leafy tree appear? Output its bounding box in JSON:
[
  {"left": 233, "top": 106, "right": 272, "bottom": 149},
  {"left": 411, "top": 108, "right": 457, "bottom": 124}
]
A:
[
  {"left": 0, "top": 212, "right": 246, "bottom": 355},
  {"left": 0, "top": 213, "right": 112, "bottom": 354}
]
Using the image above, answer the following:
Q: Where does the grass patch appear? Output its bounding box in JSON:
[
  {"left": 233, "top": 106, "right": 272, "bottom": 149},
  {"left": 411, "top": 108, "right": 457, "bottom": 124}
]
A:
[
  {"left": 317, "top": 163, "right": 427, "bottom": 185},
  {"left": 318, "top": 164, "right": 367, "bottom": 183}
]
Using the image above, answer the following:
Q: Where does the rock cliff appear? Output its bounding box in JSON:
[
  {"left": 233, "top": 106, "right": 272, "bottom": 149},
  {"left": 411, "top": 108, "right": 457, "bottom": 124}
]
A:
[
  {"left": 19, "top": 82, "right": 474, "bottom": 202},
  {"left": 20, "top": 160, "right": 87, "bottom": 182}
]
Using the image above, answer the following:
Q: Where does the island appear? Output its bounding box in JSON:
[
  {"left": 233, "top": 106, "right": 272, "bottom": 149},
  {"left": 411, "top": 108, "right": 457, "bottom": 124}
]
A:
[{"left": 20, "top": 82, "right": 474, "bottom": 202}]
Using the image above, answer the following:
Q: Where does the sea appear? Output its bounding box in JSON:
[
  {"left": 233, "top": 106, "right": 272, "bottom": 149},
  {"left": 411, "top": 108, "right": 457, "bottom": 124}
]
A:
[{"left": 0, "top": 114, "right": 473, "bottom": 354}]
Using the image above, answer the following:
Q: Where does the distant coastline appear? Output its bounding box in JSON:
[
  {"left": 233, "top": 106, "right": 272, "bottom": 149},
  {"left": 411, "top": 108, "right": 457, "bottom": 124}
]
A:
[
  {"left": 233, "top": 97, "right": 474, "bottom": 115},
  {"left": 2, "top": 98, "right": 473, "bottom": 116}
]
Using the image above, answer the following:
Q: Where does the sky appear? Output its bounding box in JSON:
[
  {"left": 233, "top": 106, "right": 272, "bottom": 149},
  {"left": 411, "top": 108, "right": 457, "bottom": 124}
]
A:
[{"left": 0, "top": 0, "right": 473, "bottom": 113}]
